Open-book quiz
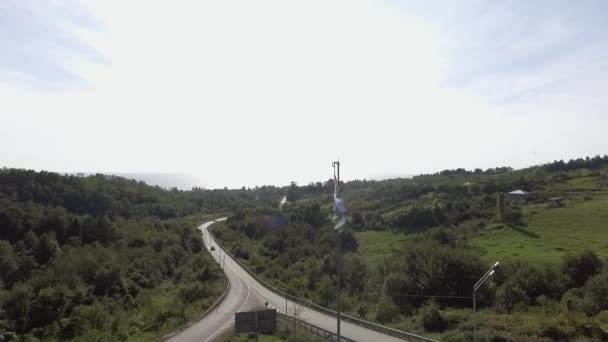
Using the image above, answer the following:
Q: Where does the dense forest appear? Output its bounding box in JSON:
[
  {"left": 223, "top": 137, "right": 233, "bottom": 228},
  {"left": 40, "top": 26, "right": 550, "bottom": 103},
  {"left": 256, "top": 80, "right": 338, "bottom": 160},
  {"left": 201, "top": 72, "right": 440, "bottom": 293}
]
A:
[
  {"left": 211, "top": 155, "right": 608, "bottom": 341},
  {"left": 0, "top": 169, "right": 281, "bottom": 341}
]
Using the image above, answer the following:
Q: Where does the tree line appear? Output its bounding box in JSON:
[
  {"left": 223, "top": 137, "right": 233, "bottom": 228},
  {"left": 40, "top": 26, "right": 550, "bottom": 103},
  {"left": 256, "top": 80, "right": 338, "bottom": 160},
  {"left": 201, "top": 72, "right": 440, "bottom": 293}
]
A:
[{"left": 0, "top": 168, "right": 280, "bottom": 341}]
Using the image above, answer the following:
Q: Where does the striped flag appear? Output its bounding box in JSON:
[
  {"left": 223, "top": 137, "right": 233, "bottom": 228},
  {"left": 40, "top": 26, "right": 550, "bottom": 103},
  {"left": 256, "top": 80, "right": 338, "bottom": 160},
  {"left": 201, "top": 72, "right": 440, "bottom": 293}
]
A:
[{"left": 333, "top": 171, "right": 347, "bottom": 231}]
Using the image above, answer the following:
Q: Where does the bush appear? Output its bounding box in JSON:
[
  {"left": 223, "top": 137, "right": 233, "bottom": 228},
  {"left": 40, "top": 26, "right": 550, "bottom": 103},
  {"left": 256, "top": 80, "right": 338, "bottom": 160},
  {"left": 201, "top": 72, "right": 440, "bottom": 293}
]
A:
[
  {"left": 419, "top": 300, "right": 447, "bottom": 332},
  {"left": 574, "top": 317, "right": 606, "bottom": 339},
  {"left": 582, "top": 272, "right": 608, "bottom": 316},
  {"left": 496, "top": 263, "right": 566, "bottom": 312},
  {"left": 539, "top": 319, "right": 570, "bottom": 341},
  {"left": 375, "top": 298, "right": 400, "bottom": 324},
  {"left": 597, "top": 309, "right": 608, "bottom": 323},
  {"left": 561, "top": 250, "right": 603, "bottom": 288}
]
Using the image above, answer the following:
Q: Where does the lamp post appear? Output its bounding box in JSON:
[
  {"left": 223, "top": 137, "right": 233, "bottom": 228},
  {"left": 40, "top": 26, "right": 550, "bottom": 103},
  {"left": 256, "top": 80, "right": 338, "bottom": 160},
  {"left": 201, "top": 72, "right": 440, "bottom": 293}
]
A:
[
  {"left": 473, "top": 261, "right": 499, "bottom": 342},
  {"left": 332, "top": 160, "right": 342, "bottom": 342}
]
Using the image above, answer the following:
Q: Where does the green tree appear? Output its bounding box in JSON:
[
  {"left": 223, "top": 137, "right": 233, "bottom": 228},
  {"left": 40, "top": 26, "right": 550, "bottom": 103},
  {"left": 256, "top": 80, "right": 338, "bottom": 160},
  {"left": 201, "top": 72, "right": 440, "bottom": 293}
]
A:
[
  {"left": 0, "top": 241, "right": 19, "bottom": 284},
  {"left": 496, "top": 192, "right": 505, "bottom": 222},
  {"left": 343, "top": 254, "right": 367, "bottom": 294},
  {"left": 33, "top": 232, "right": 59, "bottom": 264},
  {"left": 561, "top": 250, "right": 603, "bottom": 288},
  {"left": 286, "top": 181, "right": 300, "bottom": 202},
  {"left": 2, "top": 283, "right": 32, "bottom": 332},
  {"left": 582, "top": 272, "right": 608, "bottom": 315},
  {"left": 316, "top": 275, "right": 334, "bottom": 307}
]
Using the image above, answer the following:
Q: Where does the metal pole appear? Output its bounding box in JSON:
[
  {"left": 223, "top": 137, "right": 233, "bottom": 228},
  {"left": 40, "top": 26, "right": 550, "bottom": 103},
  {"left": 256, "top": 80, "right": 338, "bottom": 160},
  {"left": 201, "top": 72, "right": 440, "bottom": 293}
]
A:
[
  {"left": 473, "top": 291, "right": 476, "bottom": 342},
  {"left": 473, "top": 261, "right": 498, "bottom": 342},
  {"left": 334, "top": 161, "right": 341, "bottom": 342},
  {"left": 285, "top": 271, "right": 289, "bottom": 335},
  {"left": 337, "top": 241, "right": 342, "bottom": 341},
  {"left": 255, "top": 311, "right": 259, "bottom": 342}
]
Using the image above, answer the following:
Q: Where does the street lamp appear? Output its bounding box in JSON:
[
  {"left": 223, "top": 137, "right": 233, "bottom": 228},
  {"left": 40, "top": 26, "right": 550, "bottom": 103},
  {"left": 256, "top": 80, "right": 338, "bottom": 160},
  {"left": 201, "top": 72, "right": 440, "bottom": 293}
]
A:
[
  {"left": 285, "top": 257, "right": 304, "bottom": 334},
  {"left": 473, "top": 261, "right": 499, "bottom": 342}
]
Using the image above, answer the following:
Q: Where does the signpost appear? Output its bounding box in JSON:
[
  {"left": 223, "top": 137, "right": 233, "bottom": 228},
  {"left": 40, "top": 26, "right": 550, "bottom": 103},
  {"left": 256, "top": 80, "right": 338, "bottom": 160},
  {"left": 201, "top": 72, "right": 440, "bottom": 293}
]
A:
[
  {"left": 235, "top": 311, "right": 257, "bottom": 334},
  {"left": 235, "top": 309, "right": 277, "bottom": 341},
  {"left": 256, "top": 309, "right": 277, "bottom": 331}
]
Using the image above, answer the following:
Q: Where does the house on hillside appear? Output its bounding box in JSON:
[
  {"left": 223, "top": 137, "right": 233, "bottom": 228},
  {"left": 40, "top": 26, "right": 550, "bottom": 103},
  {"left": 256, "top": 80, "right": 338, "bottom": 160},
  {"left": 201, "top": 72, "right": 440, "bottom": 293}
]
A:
[
  {"left": 548, "top": 197, "right": 563, "bottom": 207},
  {"left": 507, "top": 189, "right": 531, "bottom": 201}
]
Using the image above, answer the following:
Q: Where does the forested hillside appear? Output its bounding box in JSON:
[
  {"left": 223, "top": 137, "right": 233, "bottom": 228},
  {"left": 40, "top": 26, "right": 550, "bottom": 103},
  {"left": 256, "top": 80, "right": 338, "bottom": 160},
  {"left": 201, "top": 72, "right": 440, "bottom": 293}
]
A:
[
  {"left": 0, "top": 169, "right": 281, "bottom": 341},
  {"left": 211, "top": 155, "right": 608, "bottom": 341}
]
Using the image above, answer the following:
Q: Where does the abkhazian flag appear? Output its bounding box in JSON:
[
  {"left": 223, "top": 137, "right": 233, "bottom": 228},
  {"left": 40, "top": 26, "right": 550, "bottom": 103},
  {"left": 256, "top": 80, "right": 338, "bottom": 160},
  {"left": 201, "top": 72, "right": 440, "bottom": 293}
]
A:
[{"left": 333, "top": 172, "right": 347, "bottom": 231}]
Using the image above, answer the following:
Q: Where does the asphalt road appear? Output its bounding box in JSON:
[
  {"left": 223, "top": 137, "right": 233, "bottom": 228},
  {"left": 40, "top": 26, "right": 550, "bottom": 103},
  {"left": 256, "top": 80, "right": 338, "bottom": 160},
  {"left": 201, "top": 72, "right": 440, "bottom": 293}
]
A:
[{"left": 168, "top": 218, "right": 409, "bottom": 342}]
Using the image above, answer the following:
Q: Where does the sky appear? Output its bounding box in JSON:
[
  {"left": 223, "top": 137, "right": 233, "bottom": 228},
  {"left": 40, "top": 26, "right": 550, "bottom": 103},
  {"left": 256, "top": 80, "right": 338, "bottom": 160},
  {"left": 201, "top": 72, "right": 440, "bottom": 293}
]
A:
[{"left": 1, "top": 0, "right": 607, "bottom": 189}]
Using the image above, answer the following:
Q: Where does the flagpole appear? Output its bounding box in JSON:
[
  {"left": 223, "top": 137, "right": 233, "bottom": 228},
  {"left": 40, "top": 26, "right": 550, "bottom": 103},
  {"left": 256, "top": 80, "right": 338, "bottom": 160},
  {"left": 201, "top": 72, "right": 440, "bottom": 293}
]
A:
[{"left": 333, "top": 161, "right": 342, "bottom": 341}]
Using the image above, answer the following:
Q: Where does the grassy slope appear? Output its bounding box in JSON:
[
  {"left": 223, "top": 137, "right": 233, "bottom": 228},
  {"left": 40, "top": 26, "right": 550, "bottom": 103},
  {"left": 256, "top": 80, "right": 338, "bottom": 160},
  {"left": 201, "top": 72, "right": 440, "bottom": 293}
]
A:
[
  {"left": 354, "top": 173, "right": 608, "bottom": 266},
  {"left": 471, "top": 193, "right": 608, "bottom": 264},
  {"left": 355, "top": 230, "right": 412, "bottom": 266}
]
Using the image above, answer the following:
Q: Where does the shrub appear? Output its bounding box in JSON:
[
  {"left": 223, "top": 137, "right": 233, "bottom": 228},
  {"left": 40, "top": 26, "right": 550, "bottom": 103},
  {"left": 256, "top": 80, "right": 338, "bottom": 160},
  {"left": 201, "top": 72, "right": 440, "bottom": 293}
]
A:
[
  {"left": 597, "top": 310, "right": 608, "bottom": 324},
  {"left": 582, "top": 272, "right": 608, "bottom": 316},
  {"left": 560, "top": 288, "right": 586, "bottom": 315},
  {"left": 375, "top": 298, "right": 400, "bottom": 324},
  {"left": 419, "top": 300, "right": 447, "bottom": 332},
  {"left": 561, "top": 250, "right": 603, "bottom": 288},
  {"left": 574, "top": 317, "right": 606, "bottom": 339},
  {"left": 539, "top": 319, "right": 570, "bottom": 341},
  {"left": 496, "top": 263, "right": 566, "bottom": 312}
]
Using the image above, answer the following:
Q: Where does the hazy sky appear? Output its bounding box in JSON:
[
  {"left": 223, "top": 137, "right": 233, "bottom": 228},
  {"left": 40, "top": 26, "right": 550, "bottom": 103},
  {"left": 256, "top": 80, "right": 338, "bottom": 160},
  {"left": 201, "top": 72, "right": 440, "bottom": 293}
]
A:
[{"left": 1, "top": 0, "right": 607, "bottom": 189}]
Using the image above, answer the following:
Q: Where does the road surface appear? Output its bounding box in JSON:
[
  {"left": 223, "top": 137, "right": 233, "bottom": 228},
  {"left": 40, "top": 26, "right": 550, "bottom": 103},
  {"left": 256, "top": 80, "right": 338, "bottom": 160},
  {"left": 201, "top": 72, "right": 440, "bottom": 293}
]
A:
[{"left": 168, "top": 218, "right": 410, "bottom": 342}]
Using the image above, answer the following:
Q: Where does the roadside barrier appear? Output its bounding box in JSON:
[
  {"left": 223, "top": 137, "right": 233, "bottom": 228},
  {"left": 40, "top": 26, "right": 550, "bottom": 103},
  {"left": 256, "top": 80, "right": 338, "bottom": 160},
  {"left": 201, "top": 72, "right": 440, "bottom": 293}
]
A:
[{"left": 278, "top": 312, "right": 356, "bottom": 342}]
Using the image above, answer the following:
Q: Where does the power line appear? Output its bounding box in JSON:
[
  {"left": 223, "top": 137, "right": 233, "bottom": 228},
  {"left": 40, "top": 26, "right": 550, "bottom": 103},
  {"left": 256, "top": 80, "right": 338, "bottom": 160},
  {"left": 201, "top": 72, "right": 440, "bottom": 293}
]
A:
[{"left": 384, "top": 293, "right": 473, "bottom": 299}]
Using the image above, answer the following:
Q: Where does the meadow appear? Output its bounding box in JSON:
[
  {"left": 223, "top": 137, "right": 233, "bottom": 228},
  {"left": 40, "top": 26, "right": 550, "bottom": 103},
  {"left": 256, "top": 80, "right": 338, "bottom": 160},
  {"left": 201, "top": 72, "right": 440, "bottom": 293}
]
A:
[{"left": 470, "top": 192, "right": 608, "bottom": 264}]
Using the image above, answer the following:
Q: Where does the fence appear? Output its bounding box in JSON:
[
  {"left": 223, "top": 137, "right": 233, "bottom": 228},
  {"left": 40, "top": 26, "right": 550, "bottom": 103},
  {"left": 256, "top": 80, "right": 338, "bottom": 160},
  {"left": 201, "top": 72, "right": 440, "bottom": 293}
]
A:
[
  {"left": 278, "top": 312, "right": 356, "bottom": 342},
  {"left": 208, "top": 222, "right": 437, "bottom": 342}
]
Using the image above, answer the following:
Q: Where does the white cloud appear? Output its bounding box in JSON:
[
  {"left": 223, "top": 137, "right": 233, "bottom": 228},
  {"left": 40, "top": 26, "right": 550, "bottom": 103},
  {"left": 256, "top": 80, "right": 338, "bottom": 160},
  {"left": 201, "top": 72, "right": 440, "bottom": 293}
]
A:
[{"left": 1, "top": 0, "right": 607, "bottom": 188}]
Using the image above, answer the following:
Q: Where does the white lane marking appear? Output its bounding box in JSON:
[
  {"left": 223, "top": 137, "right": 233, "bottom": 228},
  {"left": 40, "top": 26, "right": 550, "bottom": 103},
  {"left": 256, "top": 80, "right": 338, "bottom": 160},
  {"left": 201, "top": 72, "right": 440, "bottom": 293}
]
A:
[
  {"left": 237, "top": 283, "right": 251, "bottom": 313},
  {"left": 203, "top": 324, "right": 231, "bottom": 341},
  {"left": 204, "top": 281, "right": 251, "bottom": 342}
]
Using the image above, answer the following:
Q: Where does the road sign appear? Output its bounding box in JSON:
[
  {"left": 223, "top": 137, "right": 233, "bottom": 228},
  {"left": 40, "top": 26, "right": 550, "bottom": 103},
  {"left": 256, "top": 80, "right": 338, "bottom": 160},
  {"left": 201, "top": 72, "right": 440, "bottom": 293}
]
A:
[
  {"left": 234, "top": 309, "right": 277, "bottom": 334},
  {"left": 235, "top": 311, "right": 256, "bottom": 334},
  {"left": 257, "top": 309, "right": 277, "bottom": 331}
]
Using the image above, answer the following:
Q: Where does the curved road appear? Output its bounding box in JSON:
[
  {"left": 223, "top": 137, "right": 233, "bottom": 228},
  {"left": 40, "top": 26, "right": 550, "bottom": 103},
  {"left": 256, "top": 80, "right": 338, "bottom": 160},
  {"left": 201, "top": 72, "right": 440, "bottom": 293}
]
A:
[{"left": 169, "top": 218, "right": 410, "bottom": 342}]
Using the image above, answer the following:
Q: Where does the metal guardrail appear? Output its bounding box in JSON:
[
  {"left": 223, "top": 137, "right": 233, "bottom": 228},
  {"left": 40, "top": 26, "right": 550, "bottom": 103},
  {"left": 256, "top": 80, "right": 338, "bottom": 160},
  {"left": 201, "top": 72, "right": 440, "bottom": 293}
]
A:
[
  {"left": 278, "top": 312, "right": 356, "bottom": 342},
  {"left": 160, "top": 225, "right": 231, "bottom": 341},
  {"left": 208, "top": 223, "right": 437, "bottom": 342}
]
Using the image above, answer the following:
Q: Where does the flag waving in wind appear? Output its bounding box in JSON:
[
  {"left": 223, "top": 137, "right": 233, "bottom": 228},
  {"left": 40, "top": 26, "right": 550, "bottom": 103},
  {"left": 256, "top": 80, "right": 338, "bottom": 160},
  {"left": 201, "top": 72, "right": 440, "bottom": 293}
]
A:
[{"left": 333, "top": 168, "right": 347, "bottom": 231}]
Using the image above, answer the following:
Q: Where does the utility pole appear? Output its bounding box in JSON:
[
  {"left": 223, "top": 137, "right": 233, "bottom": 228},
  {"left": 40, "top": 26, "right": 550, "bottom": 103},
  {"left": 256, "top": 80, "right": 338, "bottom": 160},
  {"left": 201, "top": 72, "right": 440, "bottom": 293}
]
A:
[
  {"left": 332, "top": 160, "right": 342, "bottom": 341},
  {"left": 474, "top": 261, "right": 499, "bottom": 342}
]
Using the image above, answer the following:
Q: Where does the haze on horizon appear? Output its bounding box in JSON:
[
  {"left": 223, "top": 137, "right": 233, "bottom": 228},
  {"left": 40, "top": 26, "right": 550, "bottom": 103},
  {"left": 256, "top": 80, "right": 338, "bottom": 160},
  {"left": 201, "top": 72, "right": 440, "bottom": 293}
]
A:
[{"left": 1, "top": 0, "right": 607, "bottom": 189}]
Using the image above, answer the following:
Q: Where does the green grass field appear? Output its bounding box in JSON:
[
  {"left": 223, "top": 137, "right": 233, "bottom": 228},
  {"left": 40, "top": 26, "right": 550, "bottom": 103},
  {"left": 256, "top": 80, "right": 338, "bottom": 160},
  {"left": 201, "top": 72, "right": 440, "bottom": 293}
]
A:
[
  {"left": 355, "top": 230, "right": 411, "bottom": 266},
  {"left": 471, "top": 195, "right": 608, "bottom": 264},
  {"left": 355, "top": 190, "right": 608, "bottom": 266}
]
